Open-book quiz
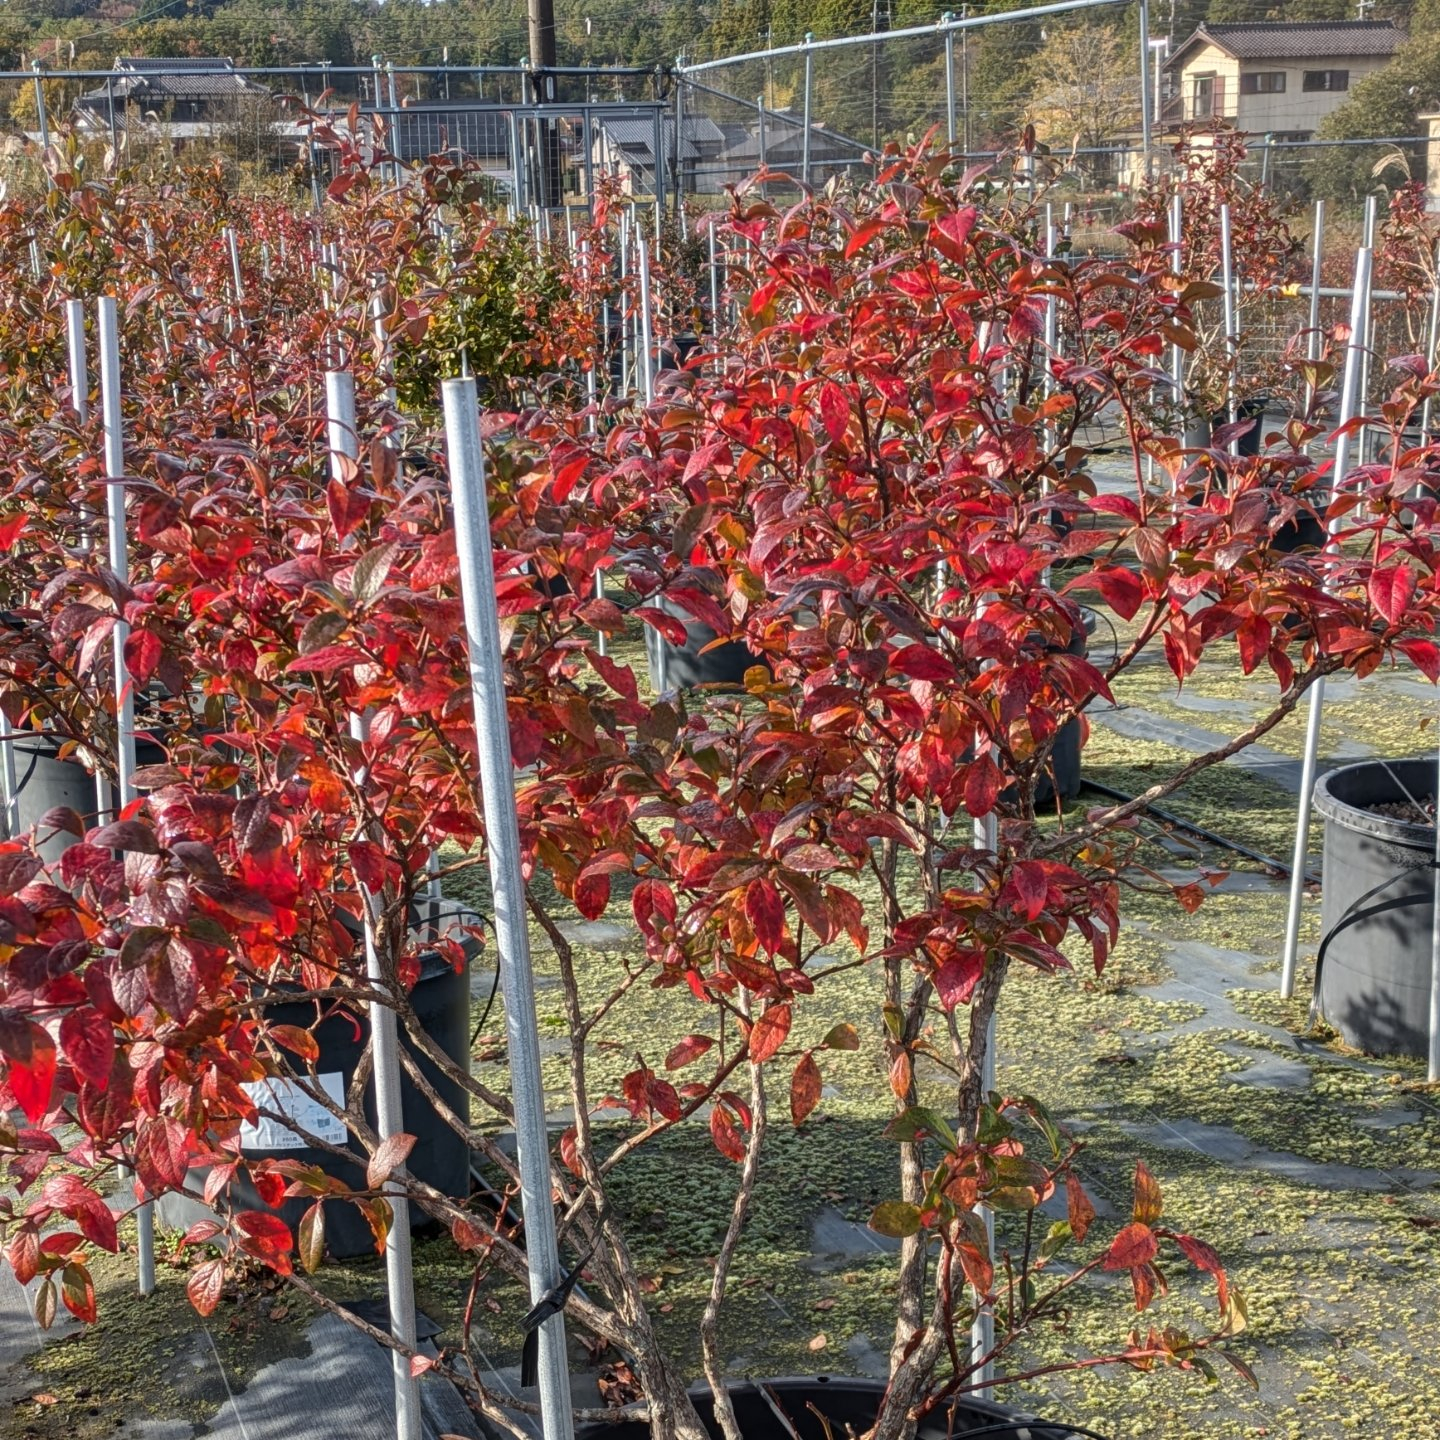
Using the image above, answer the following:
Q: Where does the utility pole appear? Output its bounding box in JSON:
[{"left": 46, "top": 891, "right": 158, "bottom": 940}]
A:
[{"left": 528, "top": 0, "right": 561, "bottom": 206}]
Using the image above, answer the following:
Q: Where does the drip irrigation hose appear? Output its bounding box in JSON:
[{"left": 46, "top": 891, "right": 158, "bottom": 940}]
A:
[
  {"left": 1079, "top": 779, "right": 1320, "bottom": 884},
  {"left": 950, "top": 1423, "right": 1111, "bottom": 1439}
]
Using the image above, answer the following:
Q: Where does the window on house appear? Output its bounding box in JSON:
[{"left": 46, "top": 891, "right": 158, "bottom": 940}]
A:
[
  {"left": 1302, "top": 70, "right": 1349, "bottom": 92},
  {"left": 1240, "top": 71, "right": 1286, "bottom": 95}
]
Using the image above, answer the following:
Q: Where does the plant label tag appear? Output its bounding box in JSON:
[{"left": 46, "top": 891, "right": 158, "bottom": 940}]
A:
[{"left": 239, "top": 1072, "right": 347, "bottom": 1151}]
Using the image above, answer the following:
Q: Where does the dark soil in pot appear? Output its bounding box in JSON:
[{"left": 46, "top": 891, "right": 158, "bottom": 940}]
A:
[
  {"left": 574, "top": 1376, "right": 1095, "bottom": 1440},
  {"left": 226, "top": 898, "right": 480, "bottom": 1258},
  {"left": 1312, "top": 757, "right": 1439, "bottom": 1060}
]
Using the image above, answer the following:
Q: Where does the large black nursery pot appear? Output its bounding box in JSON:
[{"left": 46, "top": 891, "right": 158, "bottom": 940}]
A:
[
  {"left": 645, "top": 592, "right": 770, "bottom": 692},
  {"left": 1183, "top": 396, "right": 1269, "bottom": 457},
  {"left": 228, "top": 898, "right": 479, "bottom": 1258},
  {"left": 1312, "top": 758, "right": 1437, "bottom": 1060},
  {"left": 575, "top": 1376, "right": 1095, "bottom": 1440},
  {"left": 1, "top": 732, "right": 96, "bottom": 861},
  {"left": 1032, "top": 610, "right": 1093, "bottom": 808}
]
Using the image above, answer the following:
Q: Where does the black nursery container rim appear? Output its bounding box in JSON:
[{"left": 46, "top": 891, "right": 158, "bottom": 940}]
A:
[{"left": 1313, "top": 757, "right": 1436, "bottom": 845}]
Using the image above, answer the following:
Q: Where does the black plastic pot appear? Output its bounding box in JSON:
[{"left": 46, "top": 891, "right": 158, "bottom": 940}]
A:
[
  {"left": 1184, "top": 398, "right": 1270, "bottom": 457},
  {"left": 1271, "top": 508, "right": 1327, "bottom": 553},
  {"left": 2, "top": 732, "right": 95, "bottom": 860},
  {"left": 1313, "top": 758, "right": 1437, "bottom": 1060},
  {"left": 1032, "top": 611, "right": 1094, "bottom": 808},
  {"left": 575, "top": 1376, "right": 1094, "bottom": 1440},
  {"left": 230, "top": 899, "right": 479, "bottom": 1258},
  {"left": 645, "top": 593, "right": 770, "bottom": 692}
]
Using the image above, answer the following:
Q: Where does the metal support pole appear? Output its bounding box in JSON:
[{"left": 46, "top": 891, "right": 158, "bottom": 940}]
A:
[
  {"left": 1358, "top": 195, "right": 1378, "bottom": 464},
  {"left": 1279, "top": 246, "right": 1373, "bottom": 1002},
  {"left": 803, "top": 35, "right": 815, "bottom": 186},
  {"left": 31, "top": 62, "right": 50, "bottom": 159},
  {"left": 673, "top": 68, "right": 685, "bottom": 211},
  {"left": 508, "top": 109, "right": 525, "bottom": 212},
  {"left": 1420, "top": 244, "right": 1440, "bottom": 444},
  {"left": 1168, "top": 193, "right": 1184, "bottom": 415},
  {"left": 637, "top": 232, "right": 655, "bottom": 406},
  {"left": 225, "top": 226, "right": 245, "bottom": 304},
  {"left": 442, "top": 378, "right": 576, "bottom": 1440},
  {"left": 98, "top": 297, "right": 154, "bottom": 1299},
  {"left": 105, "top": 76, "right": 118, "bottom": 160},
  {"left": 1219, "top": 202, "right": 1238, "bottom": 447},
  {"left": 969, "top": 807, "right": 998, "bottom": 1384},
  {"left": 943, "top": 16, "right": 956, "bottom": 149},
  {"left": 757, "top": 94, "right": 767, "bottom": 196},
  {"left": 1138, "top": 0, "right": 1152, "bottom": 184},
  {"left": 707, "top": 220, "right": 720, "bottom": 335},
  {"left": 327, "top": 372, "right": 422, "bottom": 1440},
  {"left": 1303, "top": 200, "right": 1326, "bottom": 431},
  {"left": 66, "top": 299, "right": 90, "bottom": 425},
  {"left": 372, "top": 293, "right": 396, "bottom": 406}
]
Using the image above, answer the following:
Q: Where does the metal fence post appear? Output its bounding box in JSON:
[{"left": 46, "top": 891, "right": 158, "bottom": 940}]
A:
[
  {"left": 326, "top": 369, "right": 423, "bottom": 1440},
  {"left": 442, "top": 377, "right": 577, "bottom": 1440},
  {"left": 673, "top": 64, "right": 685, "bottom": 211},
  {"left": 31, "top": 61, "right": 50, "bottom": 163},
  {"left": 1279, "top": 247, "right": 1373, "bottom": 1003},
  {"left": 1138, "top": 0, "right": 1152, "bottom": 183},
  {"left": 98, "top": 296, "right": 156, "bottom": 1300},
  {"left": 943, "top": 16, "right": 956, "bottom": 149},
  {"left": 757, "top": 93, "right": 767, "bottom": 197},
  {"left": 802, "top": 34, "right": 814, "bottom": 187}
]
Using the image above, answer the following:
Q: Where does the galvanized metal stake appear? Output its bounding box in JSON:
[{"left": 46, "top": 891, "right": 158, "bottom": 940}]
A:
[
  {"left": 1279, "top": 246, "right": 1373, "bottom": 1002},
  {"left": 637, "top": 233, "right": 655, "bottom": 406},
  {"left": 442, "top": 378, "right": 576, "bottom": 1440},
  {"left": 969, "top": 806, "right": 998, "bottom": 1384},
  {"left": 802, "top": 34, "right": 815, "bottom": 186},
  {"left": 1219, "top": 202, "right": 1238, "bottom": 450},
  {"left": 943, "top": 15, "right": 957, "bottom": 149},
  {"left": 326, "top": 370, "right": 423, "bottom": 1440},
  {"left": 98, "top": 296, "right": 155, "bottom": 1298}
]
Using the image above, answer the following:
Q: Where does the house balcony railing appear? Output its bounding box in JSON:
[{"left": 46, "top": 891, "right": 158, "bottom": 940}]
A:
[{"left": 1159, "top": 83, "right": 1235, "bottom": 127}]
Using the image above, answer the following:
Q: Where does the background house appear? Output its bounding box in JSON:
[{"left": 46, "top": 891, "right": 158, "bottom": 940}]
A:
[
  {"left": 73, "top": 56, "right": 269, "bottom": 136},
  {"left": 592, "top": 115, "right": 726, "bottom": 196},
  {"left": 1158, "top": 20, "right": 1403, "bottom": 140}
]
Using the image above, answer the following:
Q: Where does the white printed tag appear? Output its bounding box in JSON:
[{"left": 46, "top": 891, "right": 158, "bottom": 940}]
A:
[{"left": 239, "top": 1072, "right": 348, "bottom": 1151}]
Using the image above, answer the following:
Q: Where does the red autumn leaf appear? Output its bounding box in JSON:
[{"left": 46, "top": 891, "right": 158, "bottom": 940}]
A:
[
  {"left": 963, "top": 756, "right": 1004, "bottom": 817},
  {"left": 285, "top": 644, "right": 370, "bottom": 675},
  {"left": 60, "top": 1262, "right": 97, "bottom": 1324},
  {"left": 631, "top": 878, "right": 677, "bottom": 938},
  {"left": 1398, "top": 638, "right": 1440, "bottom": 682},
  {"left": 1369, "top": 563, "right": 1416, "bottom": 625},
  {"left": 1, "top": 1022, "right": 57, "bottom": 1123},
  {"left": 135, "top": 1115, "right": 192, "bottom": 1192},
  {"left": 187, "top": 1257, "right": 227, "bottom": 1316},
  {"left": 790, "top": 1052, "right": 822, "bottom": 1126},
  {"left": 664, "top": 1034, "right": 714, "bottom": 1070},
  {"left": 122, "top": 629, "right": 164, "bottom": 687},
  {"left": 1235, "top": 614, "right": 1270, "bottom": 676},
  {"left": 933, "top": 952, "right": 984, "bottom": 1011},
  {"left": 747, "top": 1003, "right": 792, "bottom": 1063},
  {"left": 298, "top": 1202, "right": 326, "bottom": 1274},
  {"left": 744, "top": 876, "right": 786, "bottom": 955},
  {"left": 348, "top": 840, "right": 389, "bottom": 891},
  {"left": 269, "top": 1025, "right": 321, "bottom": 1062},
  {"left": 709, "top": 1102, "right": 746, "bottom": 1162},
  {"left": 235, "top": 1210, "right": 294, "bottom": 1275},
  {"left": 1094, "top": 566, "right": 1144, "bottom": 621},
  {"left": 1066, "top": 1174, "right": 1096, "bottom": 1243},
  {"left": 367, "top": 1132, "right": 417, "bottom": 1189},
  {"left": 1132, "top": 1161, "right": 1163, "bottom": 1226},
  {"left": 890, "top": 644, "right": 954, "bottom": 682},
  {"left": 1102, "top": 1221, "right": 1158, "bottom": 1272},
  {"left": 573, "top": 871, "right": 610, "bottom": 920},
  {"left": 818, "top": 380, "right": 849, "bottom": 446},
  {"left": 59, "top": 1008, "right": 115, "bottom": 1091},
  {"left": 326, "top": 478, "right": 370, "bottom": 539},
  {"left": 0, "top": 512, "right": 28, "bottom": 551},
  {"left": 252, "top": 1169, "right": 288, "bottom": 1208},
  {"left": 1174, "top": 1232, "right": 1230, "bottom": 1308}
]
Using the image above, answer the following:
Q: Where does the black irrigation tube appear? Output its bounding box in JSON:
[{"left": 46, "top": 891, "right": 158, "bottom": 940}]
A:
[{"left": 1080, "top": 779, "right": 1320, "bottom": 885}]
